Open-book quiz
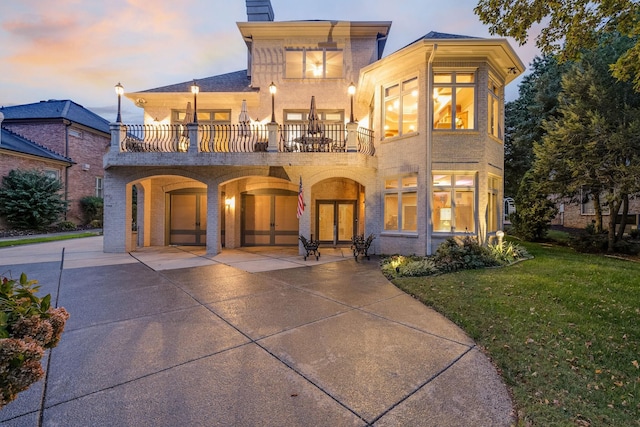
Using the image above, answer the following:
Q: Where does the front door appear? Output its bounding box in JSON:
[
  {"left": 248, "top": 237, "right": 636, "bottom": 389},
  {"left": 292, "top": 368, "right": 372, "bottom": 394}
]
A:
[
  {"left": 317, "top": 200, "right": 356, "bottom": 245},
  {"left": 168, "top": 190, "right": 206, "bottom": 245},
  {"left": 242, "top": 190, "right": 299, "bottom": 246}
]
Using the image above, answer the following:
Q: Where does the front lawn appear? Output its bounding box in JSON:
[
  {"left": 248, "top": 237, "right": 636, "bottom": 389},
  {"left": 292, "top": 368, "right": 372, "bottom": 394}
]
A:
[{"left": 392, "top": 242, "right": 639, "bottom": 426}]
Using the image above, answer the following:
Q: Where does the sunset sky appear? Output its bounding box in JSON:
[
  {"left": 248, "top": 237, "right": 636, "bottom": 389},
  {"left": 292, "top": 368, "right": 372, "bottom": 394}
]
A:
[{"left": 0, "top": 0, "right": 540, "bottom": 123}]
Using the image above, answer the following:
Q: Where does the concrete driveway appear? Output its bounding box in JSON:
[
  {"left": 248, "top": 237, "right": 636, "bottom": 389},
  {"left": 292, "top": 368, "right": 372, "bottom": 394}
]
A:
[{"left": 0, "top": 236, "right": 514, "bottom": 426}]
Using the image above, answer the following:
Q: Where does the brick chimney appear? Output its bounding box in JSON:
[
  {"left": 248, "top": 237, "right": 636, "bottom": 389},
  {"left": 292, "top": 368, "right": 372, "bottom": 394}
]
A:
[{"left": 246, "top": 0, "right": 274, "bottom": 21}]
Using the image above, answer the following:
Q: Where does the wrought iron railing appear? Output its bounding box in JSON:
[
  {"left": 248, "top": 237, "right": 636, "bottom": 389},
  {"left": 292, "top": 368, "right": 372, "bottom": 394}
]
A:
[
  {"left": 279, "top": 123, "right": 346, "bottom": 152},
  {"left": 356, "top": 127, "right": 375, "bottom": 155},
  {"left": 121, "top": 124, "right": 186, "bottom": 152},
  {"left": 199, "top": 124, "right": 269, "bottom": 152}
]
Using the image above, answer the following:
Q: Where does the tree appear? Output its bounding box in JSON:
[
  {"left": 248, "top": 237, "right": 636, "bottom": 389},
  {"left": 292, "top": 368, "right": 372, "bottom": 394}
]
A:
[
  {"left": 509, "top": 169, "right": 557, "bottom": 241},
  {"left": 533, "top": 35, "right": 640, "bottom": 251},
  {"left": 504, "top": 56, "right": 566, "bottom": 196},
  {"left": 474, "top": 0, "right": 640, "bottom": 91},
  {"left": 0, "top": 170, "right": 68, "bottom": 230}
]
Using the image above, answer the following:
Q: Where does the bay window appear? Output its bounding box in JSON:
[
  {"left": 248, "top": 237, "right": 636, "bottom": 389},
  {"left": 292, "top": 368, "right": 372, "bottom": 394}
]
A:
[
  {"left": 384, "top": 175, "right": 418, "bottom": 232},
  {"left": 432, "top": 173, "right": 476, "bottom": 232},
  {"left": 433, "top": 71, "right": 475, "bottom": 130},
  {"left": 488, "top": 77, "right": 502, "bottom": 138},
  {"left": 383, "top": 77, "right": 419, "bottom": 138}
]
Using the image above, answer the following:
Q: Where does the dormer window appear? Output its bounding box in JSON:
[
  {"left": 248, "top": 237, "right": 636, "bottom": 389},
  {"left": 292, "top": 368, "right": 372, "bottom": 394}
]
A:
[{"left": 285, "top": 48, "right": 343, "bottom": 79}]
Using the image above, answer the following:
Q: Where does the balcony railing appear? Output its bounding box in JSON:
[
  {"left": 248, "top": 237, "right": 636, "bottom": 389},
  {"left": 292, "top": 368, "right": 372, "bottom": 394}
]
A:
[{"left": 117, "top": 122, "right": 375, "bottom": 155}]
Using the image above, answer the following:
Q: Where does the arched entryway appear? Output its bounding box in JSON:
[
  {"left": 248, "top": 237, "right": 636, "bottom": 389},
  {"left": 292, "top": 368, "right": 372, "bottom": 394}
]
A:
[
  {"left": 312, "top": 177, "right": 364, "bottom": 246},
  {"left": 241, "top": 188, "right": 299, "bottom": 246}
]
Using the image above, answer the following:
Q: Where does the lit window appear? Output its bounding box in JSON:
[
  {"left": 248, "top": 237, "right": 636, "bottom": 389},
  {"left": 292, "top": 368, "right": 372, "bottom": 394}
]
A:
[
  {"left": 433, "top": 71, "right": 475, "bottom": 130},
  {"left": 285, "top": 48, "right": 343, "bottom": 79},
  {"left": 432, "top": 173, "right": 476, "bottom": 233},
  {"left": 384, "top": 175, "right": 418, "bottom": 232},
  {"left": 383, "top": 77, "right": 418, "bottom": 139},
  {"left": 488, "top": 175, "right": 500, "bottom": 232},
  {"left": 488, "top": 78, "right": 502, "bottom": 139},
  {"left": 95, "top": 177, "right": 103, "bottom": 198},
  {"left": 43, "top": 169, "right": 60, "bottom": 181},
  {"left": 173, "top": 110, "right": 231, "bottom": 125}
]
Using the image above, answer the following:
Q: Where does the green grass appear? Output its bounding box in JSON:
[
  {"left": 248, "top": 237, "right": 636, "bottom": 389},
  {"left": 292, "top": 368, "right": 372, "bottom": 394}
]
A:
[
  {"left": 0, "top": 232, "right": 101, "bottom": 248},
  {"left": 392, "top": 241, "right": 640, "bottom": 426}
]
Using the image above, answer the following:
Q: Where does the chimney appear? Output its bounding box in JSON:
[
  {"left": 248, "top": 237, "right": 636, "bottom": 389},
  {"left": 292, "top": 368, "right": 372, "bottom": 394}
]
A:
[{"left": 246, "top": 0, "right": 274, "bottom": 22}]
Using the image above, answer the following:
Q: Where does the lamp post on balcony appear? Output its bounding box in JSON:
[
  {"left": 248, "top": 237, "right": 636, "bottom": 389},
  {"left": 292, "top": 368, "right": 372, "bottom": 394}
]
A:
[
  {"left": 191, "top": 80, "right": 200, "bottom": 124},
  {"left": 348, "top": 82, "right": 356, "bottom": 123},
  {"left": 114, "top": 82, "right": 124, "bottom": 123},
  {"left": 269, "top": 82, "right": 277, "bottom": 123}
]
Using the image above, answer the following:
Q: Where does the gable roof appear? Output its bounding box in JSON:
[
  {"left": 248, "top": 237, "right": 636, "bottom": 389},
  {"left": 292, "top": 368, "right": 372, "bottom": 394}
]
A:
[
  {"left": 0, "top": 100, "right": 110, "bottom": 134},
  {"left": 141, "top": 70, "right": 257, "bottom": 94},
  {"left": 0, "top": 127, "right": 73, "bottom": 164}
]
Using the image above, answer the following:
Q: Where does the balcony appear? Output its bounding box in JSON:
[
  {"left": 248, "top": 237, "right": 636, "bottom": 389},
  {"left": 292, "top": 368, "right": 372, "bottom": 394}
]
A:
[{"left": 111, "top": 123, "right": 375, "bottom": 156}]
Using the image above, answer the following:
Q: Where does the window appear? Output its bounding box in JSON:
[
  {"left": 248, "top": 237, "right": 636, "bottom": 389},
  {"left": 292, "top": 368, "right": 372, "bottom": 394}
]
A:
[
  {"left": 384, "top": 175, "right": 418, "bottom": 232},
  {"left": 95, "top": 177, "right": 103, "bottom": 198},
  {"left": 172, "top": 110, "right": 231, "bottom": 125},
  {"left": 284, "top": 110, "right": 344, "bottom": 124},
  {"left": 383, "top": 77, "right": 419, "bottom": 138},
  {"left": 488, "top": 175, "right": 500, "bottom": 232},
  {"left": 580, "top": 188, "right": 610, "bottom": 215},
  {"left": 43, "top": 169, "right": 59, "bottom": 180},
  {"left": 285, "top": 48, "right": 343, "bottom": 79},
  {"left": 433, "top": 71, "right": 475, "bottom": 130},
  {"left": 432, "top": 173, "right": 476, "bottom": 232},
  {"left": 68, "top": 128, "right": 83, "bottom": 138},
  {"left": 488, "top": 78, "right": 502, "bottom": 138}
]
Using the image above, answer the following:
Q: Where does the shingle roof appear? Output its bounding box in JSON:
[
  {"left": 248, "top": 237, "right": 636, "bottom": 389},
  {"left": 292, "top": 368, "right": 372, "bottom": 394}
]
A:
[
  {"left": 141, "top": 70, "right": 256, "bottom": 94},
  {"left": 0, "top": 100, "right": 110, "bottom": 134},
  {"left": 0, "top": 127, "right": 73, "bottom": 164},
  {"left": 398, "top": 31, "right": 480, "bottom": 52}
]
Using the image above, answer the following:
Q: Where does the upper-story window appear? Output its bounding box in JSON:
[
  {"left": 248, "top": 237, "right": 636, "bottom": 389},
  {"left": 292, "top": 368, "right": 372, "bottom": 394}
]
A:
[
  {"left": 383, "top": 77, "right": 419, "bottom": 139},
  {"left": 172, "top": 110, "right": 231, "bottom": 125},
  {"left": 488, "top": 77, "right": 502, "bottom": 139},
  {"left": 285, "top": 48, "right": 343, "bottom": 79},
  {"left": 433, "top": 71, "right": 475, "bottom": 130}
]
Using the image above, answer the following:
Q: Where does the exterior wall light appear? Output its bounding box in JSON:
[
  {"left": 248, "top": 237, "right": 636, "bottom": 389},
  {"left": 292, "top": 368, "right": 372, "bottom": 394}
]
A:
[
  {"left": 191, "top": 80, "right": 200, "bottom": 124},
  {"left": 114, "top": 82, "right": 124, "bottom": 123},
  {"left": 269, "top": 82, "right": 277, "bottom": 123},
  {"left": 348, "top": 82, "right": 356, "bottom": 123}
]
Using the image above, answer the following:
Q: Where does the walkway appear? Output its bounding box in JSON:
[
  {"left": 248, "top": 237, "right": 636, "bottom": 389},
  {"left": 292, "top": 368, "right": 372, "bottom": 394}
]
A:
[{"left": 0, "top": 236, "right": 514, "bottom": 426}]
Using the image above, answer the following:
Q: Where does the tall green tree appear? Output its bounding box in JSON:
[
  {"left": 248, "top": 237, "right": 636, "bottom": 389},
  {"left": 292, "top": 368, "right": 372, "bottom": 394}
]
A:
[
  {"left": 474, "top": 0, "right": 640, "bottom": 90},
  {"left": 504, "top": 56, "right": 566, "bottom": 196},
  {"left": 534, "top": 35, "right": 640, "bottom": 251},
  {"left": 0, "top": 170, "right": 67, "bottom": 230}
]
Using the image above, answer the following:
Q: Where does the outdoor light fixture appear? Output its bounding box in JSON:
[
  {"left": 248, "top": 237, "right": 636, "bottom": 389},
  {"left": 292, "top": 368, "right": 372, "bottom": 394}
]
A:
[
  {"left": 191, "top": 80, "right": 200, "bottom": 124},
  {"left": 269, "top": 82, "right": 277, "bottom": 123},
  {"left": 114, "top": 82, "right": 124, "bottom": 123},
  {"left": 348, "top": 82, "right": 356, "bottom": 123}
]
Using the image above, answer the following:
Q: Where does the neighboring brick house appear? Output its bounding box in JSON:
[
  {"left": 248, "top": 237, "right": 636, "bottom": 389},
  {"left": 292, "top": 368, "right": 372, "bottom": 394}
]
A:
[
  {"left": 551, "top": 196, "right": 640, "bottom": 233},
  {"left": 103, "top": 0, "right": 524, "bottom": 255},
  {"left": 0, "top": 100, "right": 110, "bottom": 225}
]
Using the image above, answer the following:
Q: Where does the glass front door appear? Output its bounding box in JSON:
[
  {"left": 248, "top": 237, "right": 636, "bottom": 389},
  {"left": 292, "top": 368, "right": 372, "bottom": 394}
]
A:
[{"left": 317, "top": 201, "right": 356, "bottom": 245}]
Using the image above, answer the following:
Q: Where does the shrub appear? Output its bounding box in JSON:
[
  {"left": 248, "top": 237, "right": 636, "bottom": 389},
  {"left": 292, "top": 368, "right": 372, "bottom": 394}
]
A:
[
  {"left": 433, "top": 236, "right": 501, "bottom": 273},
  {"left": 57, "top": 221, "right": 77, "bottom": 231},
  {"left": 509, "top": 170, "right": 557, "bottom": 241},
  {"left": 0, "top": 273, "right": 69, "bottom": 407},
  {"left": 80, "top": 196, "right": 103, "bottom": 225},
  {"left": 488, "top": 241, "right": 531, "bottom": 264},
  {"left": 381, "top": 255, "right": 437, "bottom": 279},
  {"left": 569, "top": 232, "right": 608, "bottom": 253},
  {"left": 0, "top": 170, "right": 67, "bottom": 230}
]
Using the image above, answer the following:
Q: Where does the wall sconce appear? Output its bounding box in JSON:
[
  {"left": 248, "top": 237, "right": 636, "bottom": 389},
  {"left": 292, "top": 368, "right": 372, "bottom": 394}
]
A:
[
  {"left": 269, "top": 82, "right": 277, "bottom": 123},
  {"left": 114, "top": 82, "right": 124, "bottom": 123},
  {"left": 191, "top": 80, "right": 200, "bottom": 124},
  {"left": 225, "top": 196, "right": 235, "bottom": 209},
  {"left": 348, "top": 82, "right": 356, "bottom": 123}
]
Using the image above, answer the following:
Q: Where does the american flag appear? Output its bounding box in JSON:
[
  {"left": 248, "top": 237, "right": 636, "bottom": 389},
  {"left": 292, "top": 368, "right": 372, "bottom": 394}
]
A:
[{"left": 297, "top": 177, "right": 305, "bottom": 218}]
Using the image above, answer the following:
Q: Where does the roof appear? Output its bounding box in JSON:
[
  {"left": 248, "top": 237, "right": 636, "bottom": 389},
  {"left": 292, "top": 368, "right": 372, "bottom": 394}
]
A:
[
  {"left": 141, "top": 70, "right": 257, "bottom": 94},
  {"left": 0, "top": 127, "right": 73, "bottom": 164},
  {"left": 398, "top": 31, "right": 479, "bottom": 52},
  {"left": 0, "top": 100, "right": 110, "bottom": 134}
]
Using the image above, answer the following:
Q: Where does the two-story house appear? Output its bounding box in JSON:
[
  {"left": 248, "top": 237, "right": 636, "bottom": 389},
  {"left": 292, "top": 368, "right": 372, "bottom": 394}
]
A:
[
  {"left": 103, "top": 0, "right": 523, "bottom": 256},
  {"left": 0, "top": 100, "right": 111, "bottom": 225}
]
